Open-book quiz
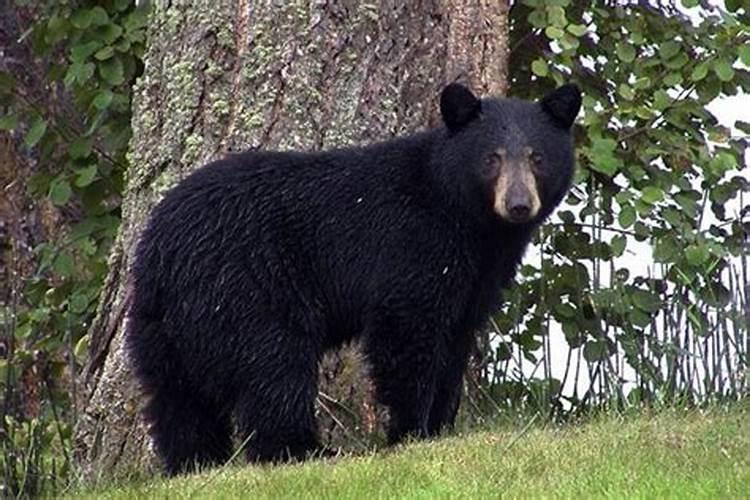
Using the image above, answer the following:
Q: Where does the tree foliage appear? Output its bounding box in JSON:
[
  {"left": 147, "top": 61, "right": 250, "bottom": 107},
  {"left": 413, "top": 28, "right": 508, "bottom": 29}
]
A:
[
  {"left": 1, "top": 1, "right": 147, "bottom": 495},
  {"left": 478, "top": 0, "right": 749, "bottom": 414}
]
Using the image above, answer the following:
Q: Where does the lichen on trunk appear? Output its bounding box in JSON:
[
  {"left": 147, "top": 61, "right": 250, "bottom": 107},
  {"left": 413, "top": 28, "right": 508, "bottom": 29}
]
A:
[{"left": 76, "top": 0, "right": 508, "bottom": 479}]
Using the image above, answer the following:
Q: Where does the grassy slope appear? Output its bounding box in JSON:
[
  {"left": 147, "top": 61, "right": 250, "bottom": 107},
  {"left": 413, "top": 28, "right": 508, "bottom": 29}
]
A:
[{"left": 77, "top": 406, "right": 748, "bottom": 499}]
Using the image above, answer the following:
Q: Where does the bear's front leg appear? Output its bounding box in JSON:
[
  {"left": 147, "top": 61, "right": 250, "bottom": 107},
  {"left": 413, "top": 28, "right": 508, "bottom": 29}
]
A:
[
  {"left": 362, "top": 312, "right": 445, "bottom": 445},
  {"left": 427, "top": 332, "right": 473, "bottom": 436}
]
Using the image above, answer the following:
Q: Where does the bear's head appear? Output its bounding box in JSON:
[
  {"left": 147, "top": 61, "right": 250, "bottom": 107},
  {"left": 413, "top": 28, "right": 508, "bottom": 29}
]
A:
[{"left": 436, "top": 82, "right": 581, "bottom": 226}]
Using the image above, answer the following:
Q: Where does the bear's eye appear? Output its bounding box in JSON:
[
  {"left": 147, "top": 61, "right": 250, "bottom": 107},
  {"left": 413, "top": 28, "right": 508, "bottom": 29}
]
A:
[
  {"left": 530, "top": 152, "right": 543, "bottom": 166},
  {"left": 481, "top": 154, "right": 500, "bottom": 178}
]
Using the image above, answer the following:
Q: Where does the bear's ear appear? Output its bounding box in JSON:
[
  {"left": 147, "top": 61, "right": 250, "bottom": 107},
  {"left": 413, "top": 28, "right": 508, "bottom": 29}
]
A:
[
  {"left": 540, "top": 84, "right": 581, "bottom": 129},
  {"left": 440, "top": 83, "right": 481, "bottom": 132}
]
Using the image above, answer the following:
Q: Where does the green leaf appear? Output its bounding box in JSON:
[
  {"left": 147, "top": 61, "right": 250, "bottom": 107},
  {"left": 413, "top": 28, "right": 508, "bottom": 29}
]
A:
[
  {"left": 531, "top": 59, "right": 549, "bottom": 77},
  {"left": 98, "top": 24, "right": 124, "bottom": 45},
  {"left": 24, "top": 118, "right": 47, "bottom": 148},
  {"left": 654, "top": 235, "right": 679, "bottom": 262},
  {"left": 49, "top": 179, "right": 72, "bottom": 206},
  {"left": 546, "top": 6, "right": 567, "bottom": 27},
  {"left": 680, "top": 0, "right": 699, "bottom": 6},
  {"left": 71, "top": 8, "right": 94, "bottom": 29},
  {"left": 725, "top": 0, "right": 742, "bottom": 11},
  {"left": 94, "top": 46, "right": 115, "bottom": 60},
  {"left": 663, "top": 72, "right": 682, "bottom": 87},
  {"left": 554, "top": 303, "right": 577, "bottom": 319},
  {"left": 53, "top": 252, "right": 74, "bottom": 277},
  {"left": 685, "top": 244, "right": 709, "bottom": 267},
  {"left": 70, "top": 41, "right": 101, "bottom": 62},
  {"left": 93, "top": 89, "right": 113, "bottom": 110},
  {"left": 616, "top": 43, "right": 636, "bottom": 63},
  {"left": 618, "top": 204, "right": 636, "bottom": 228},
  {"left": 89, "top": 6, "right": 110, "bottom": 26},
  {"left": 98, "top": 57, "right": 125, "bottom": 85},
  {"left": 0, "top": 114, "right": 18, "bottom": 131},
  {"left": 713, "top": 59, "right": 735, "bottom": 82},
  {"left": 640, "top": 186, "right": 664, "bottom": 205},
  {"left": 618, "top": 83, "right": 635, "bottom": 101},
  {"left": 545, "top": 26, "right": 565, "bottom": 40},
  {"left": 75, "top": 165, "right": 98, "bottom": 188},
  {"left": 74, "top": 334, "right": 90, "bottom": 364},
  {"left": 665, "top": 53, "right": 689, "bottom": 69},
  {"left": 64, "top": 62, "right": 96, "bottom": 87},
  {"left": 739, "top": 45, "right": 750, "bottom": 66},
  {"left": 69, "top": 138, "right": 92, "bottom": 159},
  {"left": 632, "top": 289, "right": 659, "bottom": 313},
  {"left": 659, "top": 41, "right": 681, "bottom": 60},
  {"left": 690, "top": 62, "right": 709, "bottom": 82},
  {"left": 566, "top": 24, "right": 587, "bottom": 37},
  {"left": 589, "top": 137, "right": 620, "bottom": 176},
  {"left": 583, "top": 340, "right": 608, "bottom": 362},
  {"left": 610, "top": 235, "right": 626, "bottom": 256},
  {"left": 633, "top": 76, "right": 651, "bottom": 89},
  {"left": 68, "top": 293, "right": 90, "bottom": 314}
]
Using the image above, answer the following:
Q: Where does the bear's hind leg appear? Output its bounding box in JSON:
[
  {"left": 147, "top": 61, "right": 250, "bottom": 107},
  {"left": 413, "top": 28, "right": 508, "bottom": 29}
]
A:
[
  {"left": 233, "top": 331, "right": 322, "bottom": 463},
  {"left": 144, "top": 386, "right": 233, "bottom": 476}
]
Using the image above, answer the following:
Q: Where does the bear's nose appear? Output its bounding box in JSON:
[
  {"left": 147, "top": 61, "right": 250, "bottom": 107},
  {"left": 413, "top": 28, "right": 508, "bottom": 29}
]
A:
[
  {"left": 509, "top": 204, "right": 530, "bottom": 221},
  {"left": 506, "top": 185, "right": 532, "bottom": 223}
]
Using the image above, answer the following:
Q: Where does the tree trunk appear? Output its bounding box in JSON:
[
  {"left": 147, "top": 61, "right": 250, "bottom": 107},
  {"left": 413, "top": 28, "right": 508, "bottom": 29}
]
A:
[{"left": 75, "top": 0, "right": 508, "bottom": 478}]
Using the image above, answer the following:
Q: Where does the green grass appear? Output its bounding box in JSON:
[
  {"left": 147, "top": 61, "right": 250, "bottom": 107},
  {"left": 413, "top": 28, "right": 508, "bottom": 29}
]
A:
[{"left": 73, "top": 405, "right": 749, "bottom": 499}]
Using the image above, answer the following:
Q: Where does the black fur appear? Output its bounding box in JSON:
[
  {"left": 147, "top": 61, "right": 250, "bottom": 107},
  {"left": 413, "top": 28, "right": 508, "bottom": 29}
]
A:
[{"left": 126, "top": 84, "right": 581, "bottom": 475}]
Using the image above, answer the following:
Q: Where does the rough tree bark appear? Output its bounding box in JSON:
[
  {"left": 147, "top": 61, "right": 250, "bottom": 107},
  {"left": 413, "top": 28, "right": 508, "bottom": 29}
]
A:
[{"left": 75, "top": 0, "right": 508, "bottom": 478}]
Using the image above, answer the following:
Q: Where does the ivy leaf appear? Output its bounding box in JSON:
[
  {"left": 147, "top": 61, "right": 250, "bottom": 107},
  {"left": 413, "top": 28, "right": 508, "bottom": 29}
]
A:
[
  {"left": 740, "top": 45, "right": 750, "bottom": 66},
  {"left": 640, "top": 186, "right": 664, "bottom": 205},
  {"left": 53, "top": 252, "right": 75, "bottom": 277},
  {"left": 531, "top": 59, "right": 549, "bottom": 77},
  {"left": 690, "top": 62, "right": 709, "bottom": 82},
  {"left": 0, "top": 113, "right": 18, "bottom": 131},
  {"left": 618, "top": 83, "right": 635, "bottom": 101},
  {"left": 98, "top": 24, "right": 124, "bottom": 45},
  {"left": 68, "top": 292, "right": 90, "bottom": 313},
  {"left": 98, "top": 57, "right": 124, "bottom": 85},
  {"left": 685, "top": 244, "right": 709, "bottom": 267},
  {"left": 610, "top": 235, "right": 626, "bottom": 256},
  {"left": 583, "top": 340, "right": 609, "bottom": 362},
  {"left": 89, "top": 6, "right": 110, "bottom": 26},
  {"left": 659, "top": 41, "right": 681, "bottom": 60},
  {"left": 616, "top": 43, "right": 636, "bottom": 63},
  {"left": 74, "top": 335, "right": 90, "bottom": 364},
  {"left": 546, "top": 6, "right": 567, "bottom": 27},
  {"left": 713, "top": 59, "right": 735, "bottom": 82},
  {"left": 618, "top": 204, "right": 636, "bottom": 228},
  {"left": 75, "top": 165, "right": 98, "bottom": 188},
  {"left": 632, "top": 289, "right": 659, "bottom": 313},
  {"left": 725, "top": 0, "right": 742, "bottom": 11},
  {"left": 49, "top": 179, "right": 72, "bottom": 206},
  {"left": 69, "top": 138, "right": 92, "bottom": 159},
  {"left": 70, "top": 41, "right": 101, "bottom": 62},
  {"left": 633, "top": 76, "right": 651, "bottom": 89},
  {"left": 566, "top": 24, "right": 587, "bottom": 37},
  {"left": 545, "top": 26, "right": 564, "bottom": 40},
  {"left": 64, "top": 62, "right": 96, "bottom": 87},
  {"left": 24, "top": 117, "right": 47, "bottom": 148},
  {"left": 589, "top": 137, "right": 620, "bottom": 176},
  {"left": 93, "top": 89, "right": 113, "bottom": 110},
  {"left": 554, "top": 303, "right": 577, "bottom": 319},
  {"left": 94, "top": 46, "right": 115, "bottom": 61},
  {"left": 71, "top": 9, "right": 94, "bottom": 30}
]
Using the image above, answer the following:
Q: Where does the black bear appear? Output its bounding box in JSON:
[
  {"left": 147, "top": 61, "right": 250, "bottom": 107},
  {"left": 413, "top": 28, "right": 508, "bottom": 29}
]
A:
[{"left": 126, "top": 83, "right": 581, "bottom": 475}]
